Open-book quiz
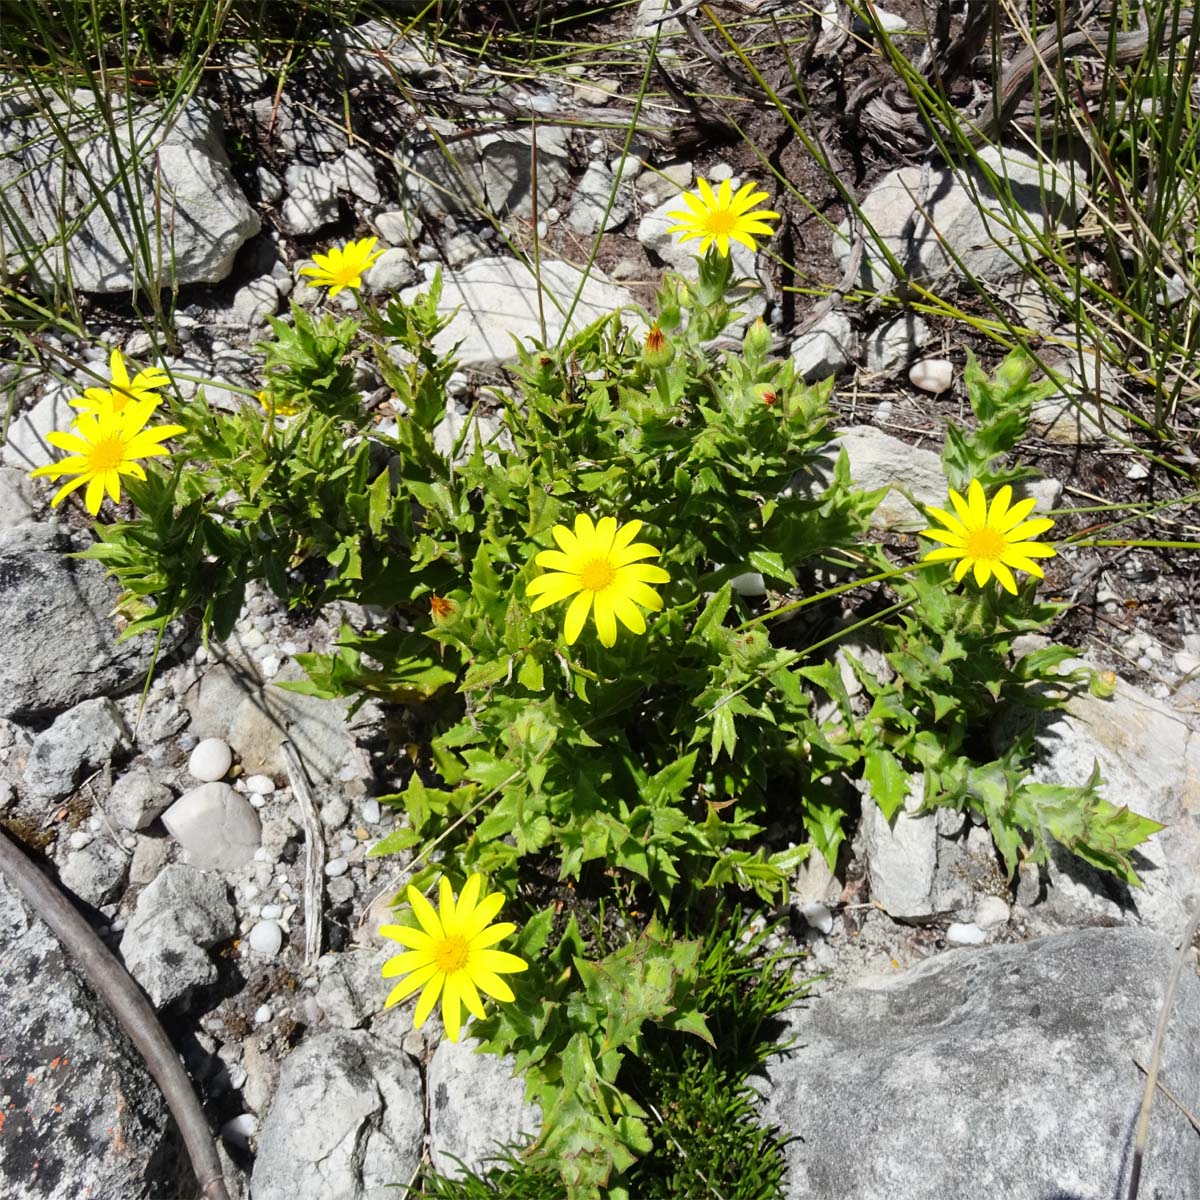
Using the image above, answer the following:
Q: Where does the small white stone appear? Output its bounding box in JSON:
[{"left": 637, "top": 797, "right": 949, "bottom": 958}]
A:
[
  {"left": 946, "top": 922, "right": 989, "bottom": 946},
  {"left": 260, "top": 655, "right": 281, "bottom": 679},
  {"left": 188, "top": 738, "right": 233, "bottom": 783},
  {"left": 974, "top": 895, "right": 1011, "bottom": 930},
  {"left": 254, "top": 1004, "right": 272, "bottom": 1026},
  {"left": 708, "top": 161, "right": 733, "bottom": 182},
  {"left": 88, "top": 816, "right": 103, "bottom": 832},
  {"left": 544, "top": 206, "right": 561, "bottom": 223},
  {"left": 228, "top": 1065, "right": 247, "bottom": 1090},
  {"left": 730, "top": 571, "right": 767, "bottom": 598},
  {"left": 221, "top": 1113, "right": 258, "bottom": 1149},
  {"left": 249, "top": 794, "right": 267, "bottom": 809},
  {"left": 361, "top": 798, "right": 381, "bottom": 824},
  {"left": 68, "top": 831, "right": 93, "bottom": 851},
  {"left": 245, "top": 774, "right": 276, "bottom": 796},
  {"left": 240, "top": 627, "right": 266, "bottom": 650},
  {"left": 339, "top": 834, "right": 357, "bottom": 854},
  {"left": 908, "top": 358, "right": 954, "bottom": 395},
  {"left": 243, "top": 884, "right": 260, "bottom": 901},
  {"left": 799, "top": 901, "right": 834, "bottom": 935},
  {"left": 1173, "top": 650, "right": 1200, "bottom": 676},
  {"left": 260, "top": 903, "right": 283, "bottom": 921},
  {"left": 248, "top": 920, "right": 283, "bottom": 957},
  {"left": 325, "top": 857, "right": 349, "bottom": 877}
]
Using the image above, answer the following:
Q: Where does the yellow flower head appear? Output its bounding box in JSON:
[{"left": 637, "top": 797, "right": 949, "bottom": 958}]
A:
[
  {"left": 527, "top": 514, "right": 670, "bottom": 648},
  {"left": 380, "top": 874, "right": 528, "bottom": 1043},
  {"left": 921, "top": 480, "right": 1057, "bottom": 595},
  {"left": 298, "top": 236, "right": 385, "bottom": 297},
  {"left": 28, "top": 397, "right": 185, "bottom": 515},
  {"left": 71, "top": 348, "right": 170, "bottom": 416},
  {"left": 665, "top": 178, "right": 780, "bottom": 257},
  {"left": 256, "top": 390, "right": 300, "bottom": 418}
]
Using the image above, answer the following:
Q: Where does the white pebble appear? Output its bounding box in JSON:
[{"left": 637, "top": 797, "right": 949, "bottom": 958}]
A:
[
  {"left": 123, "top": 836, "right": 137, "bottom": 850},
  {"left": 243, "top": 884, "right": 260, "bottom": 901},
  {"left": 798, "top": 901, "right": 834, "bottom": 935},
  {"left": 908, "top": 358, "right": 954, "bottom": 395},
  {"left": 68, "top": 831, "right": 93, "bottom": 851},
  {"left": 88, "top": 816, "right": 103, "bottom": 832},
  {"left": 245, "top": 775, "right": 276, "bottom": 796},
  {"left": 249, "top": 794, "right": 267, "bottom": 809},
  {"left": 708, "top": 161, "right": 733, "bottom": 182},
  {"left": 248, "top": 920, "right": 283, "bottom": 956},
  {"left": 188, "top": 738, "right": 233, "bottom": 783},
  {"left": 361, "top": 798, "right": 381, "bottom": 824},
  {"left": 260, "top": 904, "right": 283, "bottom": 921},
  {"left": 339, "top": 834, "right": 357, "bottom": 854},
  {"left": 946, "top": 922, "right": 989, "bottom": 946},
  {"left": 228, "top": 1065, "right": 247, "bottom": 1090},
  {"left": 325, "top": 857, "right": 349, "bottom": 877},
  {"left": 544, "top": 206, "right": 560, "bottom": 223},
  {"left": 974, "top": 895, "right": 1011, "bottom": 930},
  {"left": 260, "top": 655, "right": 281, "bottom": 679},
  {"left": 220, "top": 1113, "right": 258, "bottom": 1149},
  {"left": 254, "top": 1005, "right": 272, "bottom": 1026},
  {"left": 1173, "top": 650, "right": 1200, "bottom": 676},
  {"left": 241, "top": 628, "right": 266, "bottom": 650}
]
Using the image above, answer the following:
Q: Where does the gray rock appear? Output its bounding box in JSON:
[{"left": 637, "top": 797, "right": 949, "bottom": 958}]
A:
[
  {"left": 280, "top": 162, "right": 340, "bottom": 235},
  {"left": 0, "top": 524, "right": 180, "bottom": 719},
  {"left": 400, "top": 123, "right": 569, "bottom": 220},
  {"left": 440, "top": 227, "right": 492, "bottom": 269},
  {"left": 335, "top": 21, "right": 449, "bottom": 87},
  {"left": 567, "top": 161, "right": 630, "bottom": 234},
  {"left": 3, "top": 380, "right": 78, "bottom": 470},
  {"left": 109, "top": 767, "right": 174, "bottom": 831},
  {"left": 23, "top": 697, "right": 130, "bottom": 798},
  {"left": 398, "top": 256, "right": 638, "bottom": 371},
  {"left": 833, "top": 146, "right": 1084, "bottom": 290},
  {"left": 1, "top": 97, "right": 258, "bottom": 293},
  {"left": 162, "top": 782, "right": 262, "bottom": 870},
  {"left": 428, "top": 1038, "right": 542, "bottom": 1177},
  {"left": 120, "top": 864, "right": 237, "bottom": 1007},
  {"left": 861, "top": 787, "right": 973, "bottom": 920},
  {"left": 756, "top": 927, "right": 1200, "bottom": 1198},
  {"left": 249, "top": 95, "right": 347, "bottom": 158},
  {"left": 251, "top": 1030, "right": 423, "bottom": 1200},
  {"left": 1030, "top": 349, "right": 1117, "bottom": 443},
  {"left": 364, "top": 248, "right": 420, "bottom": 293},
  {"left": 183, "top": 659, "right": 374, "bottom": 788},
  {"left": 863, "top": 313, "right": 929, "bottom": 374},
  {"left": 0, "top": 875, "right": 177, "bottom": 1198},
  {"left": 635, "top": 161, "right": 692, "bottom": 202},
  {"left": 1023, "top": 674, "right": 1200, "bottom": 934},
  {"left": 314, "top": 949, "right": 389, "bottom": 1029},
  {"left": 229, "top": 276, "right": 280, "bottom": 326},
  {"left": 375, "top": 209, "right": 422, "bottom": 246},
  {"left": 59, "top": 838, "right": 128, "bottom": 906},
  {"left": 0, "top": 465, "right": 36, "bottom": 527},
  {"left": 129, "top": 833, "right": 172, "bottom": 884},
  {"left": 791, "top": 311, "right": 854, "bottom": 381}
]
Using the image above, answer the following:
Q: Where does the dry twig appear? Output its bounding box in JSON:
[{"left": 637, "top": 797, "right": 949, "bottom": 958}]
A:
[{"left": 282, "top": 741, "right": 325, "bottom": 967}]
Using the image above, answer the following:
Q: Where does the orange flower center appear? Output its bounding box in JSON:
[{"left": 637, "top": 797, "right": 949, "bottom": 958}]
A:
[
  {"left": 703, "top": 208, "right": 736, "bottom": 236},
  {"left": 579, "top": 558, "right": 616, "bottom": 593},
  {"left": 88, "top": 437, "right": 126, "bottom": 472},
  {"left": 963, "top": 527, "right": 1006, "bottom": 562},
  {"left": 646, "top": 325, "right": 666, "bottom": 352},
  {"left": 431, "top": 595, "right": 453, "bottom": 620},
  {"left": 433, "top": 934, "right": 470, "bottom": 974}
]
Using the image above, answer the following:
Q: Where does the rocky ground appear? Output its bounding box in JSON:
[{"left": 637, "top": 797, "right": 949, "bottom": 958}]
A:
[{"left": 1, "top": 4, "right": 1199, "bottom": 1199}]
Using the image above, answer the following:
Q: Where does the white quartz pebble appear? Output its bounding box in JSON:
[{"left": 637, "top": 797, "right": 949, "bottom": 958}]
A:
[
  {"left": 188, "top": 738, "right": 232, "bottom": 783},
  {"left": 908, "top": 358, "right": 954, "bottom": 395},
  {"left": 973, "top": 895, "right": 1011, "bottom": 930},
  {"left": 254, "top": 1005, "right": 272, "bottom": 1026},
  {"left": 799, "top": 901, "right": 834, "bottom": 935},
  {"left": 248, "top": 919, "right": 283, "bottom": 957},
  {"left": 245, "top": 774, "right": 276, "bottom": 795},
  {"left": 325, "top": 857, "right": 349, "bottom": 877},
  {"left": 946, "top": 922, "right": 988, "bottom": 946},
  {"left": 260, "top": 904, "right": 283, "bottom": 921},
  {"left": 221, "top": 1113, "right": 258, "bottom": 1149},
  {"left": 361, "top": 798, "right": 381, "bottom": 824}
]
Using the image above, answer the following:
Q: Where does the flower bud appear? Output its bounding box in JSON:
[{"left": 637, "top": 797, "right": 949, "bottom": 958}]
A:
[
  {"left": 642, "top": 323, "right": 675, "bottom": 369},
  {"left": 743, "top": 317, "right": 772, "bottom": 359}
]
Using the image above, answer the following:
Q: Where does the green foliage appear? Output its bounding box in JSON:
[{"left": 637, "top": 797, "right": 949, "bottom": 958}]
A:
[{"left": 414, "top": 906, "right": 800, "bottom": 1200}]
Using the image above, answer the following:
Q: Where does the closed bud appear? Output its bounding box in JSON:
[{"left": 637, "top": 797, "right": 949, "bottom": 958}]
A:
[
  {"left": 643, "top": 322, "right": 675, "bottom": 369},
  {"left": 743, "top": 317, "right": 772, "bottom": 359}
]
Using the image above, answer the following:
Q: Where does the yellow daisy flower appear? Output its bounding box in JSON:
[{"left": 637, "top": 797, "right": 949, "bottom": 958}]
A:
[
  {"left": 665, "top": 178, "right": 780, "bottom": 257},
  {"left": 380, "top": 874, "right": 528, "bottom": 1043},
  {"left": 298, "top": 236, "right": 385, "bottom": 297},
  {"left": 527, "top": 513, "right": 670, "bottom": 648},
  {"left": 256, "top": 390, "right": 300, "bottom": 418},
  {"left": 70, "top": 348, "right": 170, "bottom": 416},
  {"left": 921, "top": 480, "right": 1057, "bottom": 595},
  {"left": 28, "top": 397, "right": 186, "bottom": 515}
]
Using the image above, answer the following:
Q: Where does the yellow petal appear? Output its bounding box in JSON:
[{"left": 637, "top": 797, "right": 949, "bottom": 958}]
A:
[
  {"left": 456, "top": 874, "right": 483, "bottom": 926},
  {"left": 528, "top": 573, "right": 583, "bottom": 610},
  {"left": 469, "top": 970, "right": 516, "bottom": 1004},
  {"left": 438, "top": 875, "right": 459, "bottom": 937},
  {"left": 412, "top": 972, "right": 445, "bottom": 1028},
  {"left": 385, "top": 961, "right": 439, "bottom": 1007},
  {"left": 592, "top": 593, "right": 618, "bottom": 647},
  {"left": 441, "top": 974, "right": 462, "bottom": 1042},
  {"left": 472, "top": 949, "right": 529, "bottom": 975},
  {"left": 379, "top": 923, "right": 433, "bottom": 951},
  {"left": 458, "top": 972, "right": 487, "bottom": 1021},
  {"left": 563, "top": 590, "right": 593, "bottom": 645},
  {"left": 382, "top": 949, "right": 435, "bottom": 977},
  {"left": 407, "top": 885, "right": 444, "bottom": 940},
  {"left": 991, "top": 561, "right": 1019, "bottom": 594},
  {"left": 461, "top": 890, "right": 506, "bottom": 942}
]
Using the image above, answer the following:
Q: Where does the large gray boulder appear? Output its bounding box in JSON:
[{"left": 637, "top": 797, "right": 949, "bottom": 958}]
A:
[
  {"left": 251, "top": 1030, "right": 423, "bottom": 1200},
  {"left": 398, "top": 256, "right": 638, "bottom": 371},
  {"left": 0, "top": 874, "right": 178, "bottom": 1197},
  {"left": 427, "top": 1038, "right": 541, "bottom": 1178},
  {"left": 0, "top": 94, "right": 259, "bottom": 293},
  {"left": 756, "top": 927, "right": 1200, "bottom": 1199},
  {"left": 0, "top": 525, "right": 176, "bottom": 720}
]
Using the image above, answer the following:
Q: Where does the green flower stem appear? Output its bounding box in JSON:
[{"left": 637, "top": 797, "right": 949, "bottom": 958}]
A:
[
  {"left": 734, "top": 560, "right": 926, "bottom": 632},
  {"left": 653, "top": 366, "right": 672, "bottom": 404},
  {"left": 1064, "top": 538, "right": 1200, "bottom": 550}
]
